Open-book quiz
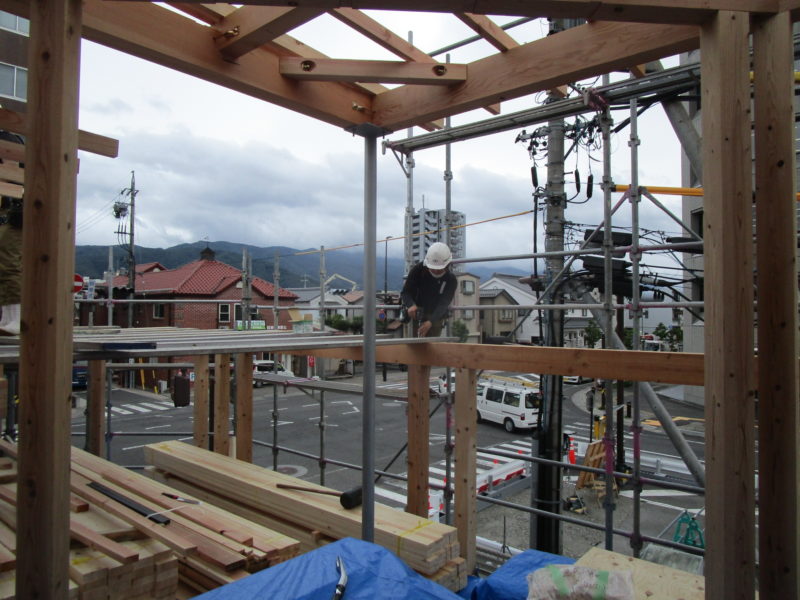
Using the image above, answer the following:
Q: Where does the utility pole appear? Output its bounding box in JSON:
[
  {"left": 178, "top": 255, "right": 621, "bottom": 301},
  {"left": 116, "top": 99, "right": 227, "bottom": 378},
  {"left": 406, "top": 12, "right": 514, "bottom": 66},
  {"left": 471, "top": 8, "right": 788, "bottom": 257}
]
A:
[
  {"left": 533, "top": 18, "right": 575, "bottom": 555},
  {"left": 117, "top": 171, "right": 137, "bottom": 328},
  {"left": 241, "top": 249, "right": 252, "bottom": 330}
]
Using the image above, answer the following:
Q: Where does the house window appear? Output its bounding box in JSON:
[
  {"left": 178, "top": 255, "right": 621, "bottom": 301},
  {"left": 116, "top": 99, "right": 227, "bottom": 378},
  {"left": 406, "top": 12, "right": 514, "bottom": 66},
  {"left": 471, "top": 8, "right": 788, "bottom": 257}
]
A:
[
  {"left": 581, "top": 309, "right": 588, "bottom": 317},
  {"left": 0, "top": 12, "right": 29, "bottom": 34},
  {"left": 461, "top": 280, "right": 475, "bottom": 295},
  {"left": 0, "top": 62, "right": 26, "bottom": 101},
  {"left": 153, "top": 303, "right": 165, "bottom": 319},
  {"left": 690, "top": 209, "right": 704, "bottom": 241},
  {"left": 219, "top": 304, "right": 230, "bottom": 323},
  {"left": 463, "top": 309, "right": 474, "bottom": 320},
  {"left": 499, "top": 309, "right": 514, "bottom": 322}
]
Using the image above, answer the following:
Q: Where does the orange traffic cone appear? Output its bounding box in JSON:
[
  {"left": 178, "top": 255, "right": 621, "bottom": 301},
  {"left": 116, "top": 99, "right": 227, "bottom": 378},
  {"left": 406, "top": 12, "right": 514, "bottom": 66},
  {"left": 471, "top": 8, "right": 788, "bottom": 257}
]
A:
[{"left": 568, "top": 442, "right": 576, "bottom": 465}]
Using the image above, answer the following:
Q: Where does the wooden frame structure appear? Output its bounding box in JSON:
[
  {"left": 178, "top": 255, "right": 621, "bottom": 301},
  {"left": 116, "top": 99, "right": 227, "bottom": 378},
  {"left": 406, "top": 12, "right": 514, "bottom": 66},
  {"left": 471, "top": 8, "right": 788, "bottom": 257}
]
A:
[{"left": 0, "top": 1, "right": 797, "bottom": 598}]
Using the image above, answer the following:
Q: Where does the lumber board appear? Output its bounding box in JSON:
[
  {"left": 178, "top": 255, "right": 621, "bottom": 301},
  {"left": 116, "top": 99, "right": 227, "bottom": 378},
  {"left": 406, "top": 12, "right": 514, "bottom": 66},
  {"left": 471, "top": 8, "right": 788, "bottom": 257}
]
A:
[
  {"left": 72, "top": 448, "right": 298, "bottom": 564},
  {"left": 149, "top": 468, "right": 332, "bottom": 556},
  {"left": 576, "top": 547, "right": 704, "bottom": 599},
  {"left": 145, "top": 441, "right": 459, "bottom": 574}
]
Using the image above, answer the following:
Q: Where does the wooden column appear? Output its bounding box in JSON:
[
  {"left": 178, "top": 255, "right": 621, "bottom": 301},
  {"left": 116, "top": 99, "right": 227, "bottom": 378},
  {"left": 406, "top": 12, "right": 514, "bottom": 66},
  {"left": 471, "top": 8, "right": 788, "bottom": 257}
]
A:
[
  {"left": 192, "top": 355, "right": 209, "bottom": 449},
  {"left": 17, "top": 0, "right": 82, "bottom": 597},
  {"left": 405, "top": 364, "right": 430, "bottom": 516},
  {"left": 234, "top": 352, "right": 254, "bottom": 462},
  {"left": 454, "top": 367, "right": 477, "bottom": 572},
  {"left": 700, "top": 11, "right": 756, "bottom": 598},
  {"left": 86, "top": 359, "right": 106, "bottom": 457},
  {"left": 0, "top": 365, "right": 6, "bottom": 420},
  {"left": 753, "top": 11, "right": 799, "bottom": 598},
  {"left": 213, "top": 353, "right": 231, "bottom": 455}
]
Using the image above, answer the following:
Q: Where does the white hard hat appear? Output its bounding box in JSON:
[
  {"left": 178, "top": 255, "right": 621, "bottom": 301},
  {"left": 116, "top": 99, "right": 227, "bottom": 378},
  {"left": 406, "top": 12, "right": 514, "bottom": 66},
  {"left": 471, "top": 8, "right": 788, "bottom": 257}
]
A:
[{"left": 424, "top": 242, "right": 452, "bottom": 269}]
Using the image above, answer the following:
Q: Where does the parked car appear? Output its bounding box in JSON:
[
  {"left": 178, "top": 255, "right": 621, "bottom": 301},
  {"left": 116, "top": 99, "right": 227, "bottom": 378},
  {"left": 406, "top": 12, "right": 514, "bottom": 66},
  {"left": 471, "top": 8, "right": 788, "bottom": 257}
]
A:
[
  {"left": 476, "top": 379, "right": 542, "bottom": 433},
  {"left": 562, "top": 374, "right": 590, "bottom": 384},
  {"left": 252, "top": 360, "right": 294, "bottom": 387}
]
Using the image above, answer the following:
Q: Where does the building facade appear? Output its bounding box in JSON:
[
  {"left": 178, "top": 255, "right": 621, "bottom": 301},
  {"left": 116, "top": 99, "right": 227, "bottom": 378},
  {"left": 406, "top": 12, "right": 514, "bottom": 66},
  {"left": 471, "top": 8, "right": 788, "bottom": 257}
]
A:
[{"left": 409, "top": 208, "right": 466, "bottom": 273}]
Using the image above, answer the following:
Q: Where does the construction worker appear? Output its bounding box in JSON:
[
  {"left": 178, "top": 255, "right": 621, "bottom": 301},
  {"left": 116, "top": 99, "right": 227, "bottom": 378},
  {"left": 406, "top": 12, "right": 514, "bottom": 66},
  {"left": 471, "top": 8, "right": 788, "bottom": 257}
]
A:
[
  {"left": 0, "top": 130, "right": 23, "bottom": 336},
  {"left": 401, "top": 242, "right": 457, "bottom": 337}
]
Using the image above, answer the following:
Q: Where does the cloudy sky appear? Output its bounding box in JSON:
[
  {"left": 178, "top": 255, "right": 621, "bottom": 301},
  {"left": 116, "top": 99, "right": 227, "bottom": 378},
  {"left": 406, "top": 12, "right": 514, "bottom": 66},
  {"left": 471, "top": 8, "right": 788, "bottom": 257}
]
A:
[{"left": 72, "top": 9, "right": 687, "bottom": 275}]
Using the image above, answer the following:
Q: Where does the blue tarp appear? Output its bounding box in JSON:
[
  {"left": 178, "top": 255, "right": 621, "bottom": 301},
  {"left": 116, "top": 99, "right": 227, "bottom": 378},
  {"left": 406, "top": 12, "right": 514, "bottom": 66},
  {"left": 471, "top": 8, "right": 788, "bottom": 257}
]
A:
[
  {"left": 194, "top": 537, "right": 463, "bottom": 600},
  {"left": 462, "top": 549, "right": 575, "bottom": 600}
]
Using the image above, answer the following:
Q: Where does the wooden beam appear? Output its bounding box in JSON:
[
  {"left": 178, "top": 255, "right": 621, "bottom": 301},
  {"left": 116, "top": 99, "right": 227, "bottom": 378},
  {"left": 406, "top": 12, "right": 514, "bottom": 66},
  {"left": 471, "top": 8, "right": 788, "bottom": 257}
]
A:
[
  {"left": 0, "top": 108, "right": 119, "bottom": 158},
  {"left": 701, "top": 11, "right": 756, "bottom": 599},
  {"left": 752, "top": 11, "right": 799, "bottom": 598},
  {"left": 0, "top": 181, "right": 22, "bottom": 199},
  {"left": 279, "top": 57, "right": 467, "bottom": 85},
  {"left": 373, "top": 20, "right": 700, "bottom": 131},
  {"left": 454, "top": 368, "right": 476, "bottom": 573},
  {"left": 192, "top": 355, "right": 210, "bottom": 449},
  {"left": 331, "top": 7, "right": 499, "bottom": 116},
  {"left": 213, "top": 353, "right": 231, "bottom": 455},
  {"left": 0, "top": 161, "right": 24, "bottom": 185},
  {"left": 214, "top": 6, "right": 324, "bottom": 60},
  {"left": 301, "top": 343, "right": 705, "bottom": 386},
  {"left": 86, "top": 359, "right": 106, "bottom": 458},
  {"left": 76, "top": 0, "right": 375, "bottom": 130},
  {"left": 16, "top": 0, "right": 81, "bottom": 597},
  {"left": 117, "top": 1, "right": 777, "bottom": 25},
  {"left": 405, "top": 365, "right": 430, "bottom": 517},
  {"left": 234, "top": 353, "right": 253, "bottom": 462},
  {"left": 455, "top": 13, "right": 518, "bottom": 51}
]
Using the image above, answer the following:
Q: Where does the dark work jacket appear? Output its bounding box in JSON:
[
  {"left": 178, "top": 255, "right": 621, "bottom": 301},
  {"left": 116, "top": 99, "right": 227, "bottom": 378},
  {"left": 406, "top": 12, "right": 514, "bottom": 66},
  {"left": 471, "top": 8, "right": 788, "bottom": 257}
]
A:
[{"left": 400, "top": 262, "right": 457, "bottom": 324}]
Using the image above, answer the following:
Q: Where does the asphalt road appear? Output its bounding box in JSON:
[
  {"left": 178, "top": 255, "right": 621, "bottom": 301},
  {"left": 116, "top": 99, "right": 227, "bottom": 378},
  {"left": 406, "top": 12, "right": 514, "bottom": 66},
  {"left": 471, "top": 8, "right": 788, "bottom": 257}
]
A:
[{"left": 70, "top": 369, "right": 708, "bottom": 563}]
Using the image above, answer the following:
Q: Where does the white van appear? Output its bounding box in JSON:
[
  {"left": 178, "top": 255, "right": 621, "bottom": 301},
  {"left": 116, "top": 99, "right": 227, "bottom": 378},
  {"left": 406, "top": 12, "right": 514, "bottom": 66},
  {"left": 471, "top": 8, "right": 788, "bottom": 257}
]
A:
[
  {"left": 252, "top": 360, "right": 295, "bottom": 387},
  {"left": 476, "top": 379, "right": 542, "bottom": 432}
]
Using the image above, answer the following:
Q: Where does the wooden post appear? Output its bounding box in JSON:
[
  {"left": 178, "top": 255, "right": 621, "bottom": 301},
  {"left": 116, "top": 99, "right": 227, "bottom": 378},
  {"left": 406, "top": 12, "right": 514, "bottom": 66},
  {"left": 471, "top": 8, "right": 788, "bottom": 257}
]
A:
[
  {"left": 405, "top": 364, "right": 430, "bottom": 516},
  {"left": 17, "top": 0, "right": 82, "bottom": 597},
  {"left": 753, "top": 11, "right": 799, "bottom": 598},
  {"left": 214, "top": 353, "right": 231, "bottom": 455},
  {"left": 235, "top": 352, "right": 254, "bottom": 462},
  {"left": 701, "top": 11, "right": 756, "bottom": 598},
  {"left": 86, "top": 359, "right": 106, "bottom": 457},
  {"left": 192, "top": 355, "right": 209, "bottom": 449},
  {"left": 454, "top": 367, "right": 477, "bottom": 572}
]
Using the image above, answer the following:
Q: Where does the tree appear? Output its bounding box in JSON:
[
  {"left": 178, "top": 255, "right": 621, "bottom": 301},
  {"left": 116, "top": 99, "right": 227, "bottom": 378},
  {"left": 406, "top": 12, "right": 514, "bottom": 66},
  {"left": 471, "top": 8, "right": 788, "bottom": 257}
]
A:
[
  {"left": 584, "top": 319, "right": 603, "bottom": 348},
  {"left": 654, "top": 321, "right": 683, "bottom": 351},
  {"left": 451, "top": 319, "right": 469, "bottom": 343}
]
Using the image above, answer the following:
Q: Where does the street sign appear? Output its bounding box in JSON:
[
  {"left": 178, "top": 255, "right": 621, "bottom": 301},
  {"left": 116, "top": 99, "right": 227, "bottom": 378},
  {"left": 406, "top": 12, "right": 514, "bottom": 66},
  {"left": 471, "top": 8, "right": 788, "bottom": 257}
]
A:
[{"left": 73, "top": 274, "right": 84, "bottom": 294}]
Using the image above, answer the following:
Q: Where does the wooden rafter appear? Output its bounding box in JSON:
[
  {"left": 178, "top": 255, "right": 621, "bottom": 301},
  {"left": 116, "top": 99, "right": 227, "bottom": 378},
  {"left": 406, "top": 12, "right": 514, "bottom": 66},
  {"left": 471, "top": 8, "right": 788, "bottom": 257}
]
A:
[
  {"left": 214, "top": 6, "right": 325, "bottom": 60},
  {"left": 79, "top": 0, "right": 375, "bottom": 129},
  {"left": 279, "top": 57, "right": 467, "bottom": 84},
  {"left": 142, "top": 1, "right": 779, "bottom": 25},
  {"left": 455, "top": 12, "right": 518, "bottom": 51},
  {"left": 373, "top": 20, "right": 700, "bottom": 131}
]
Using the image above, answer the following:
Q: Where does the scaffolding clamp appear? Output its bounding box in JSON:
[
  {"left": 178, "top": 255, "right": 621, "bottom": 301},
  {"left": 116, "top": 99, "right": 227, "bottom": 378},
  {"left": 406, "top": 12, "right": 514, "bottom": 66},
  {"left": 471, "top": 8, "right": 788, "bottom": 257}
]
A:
[{"left": 582, "top": 88, "right": 609, "bottom": 112}]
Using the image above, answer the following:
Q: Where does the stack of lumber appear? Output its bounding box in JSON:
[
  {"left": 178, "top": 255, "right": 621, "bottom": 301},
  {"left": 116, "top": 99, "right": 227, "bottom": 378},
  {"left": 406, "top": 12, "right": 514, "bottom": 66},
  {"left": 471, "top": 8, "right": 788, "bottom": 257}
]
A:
[
  {"left": 0, "top": 441, "right": 301, "bottom": 598},
  {"left": 144, "top": 440, "right": 467, "bottom": 592}
]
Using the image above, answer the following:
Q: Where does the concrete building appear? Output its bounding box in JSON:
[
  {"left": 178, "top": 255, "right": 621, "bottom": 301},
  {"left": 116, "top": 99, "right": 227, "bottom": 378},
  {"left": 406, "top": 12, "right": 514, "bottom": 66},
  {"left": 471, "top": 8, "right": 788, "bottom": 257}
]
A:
[
  {"left": 0, "top": 12, "right": 28, "bottom": 114},
  {"left": 409, "top": 208, "right": 466, "bottom": 273}
]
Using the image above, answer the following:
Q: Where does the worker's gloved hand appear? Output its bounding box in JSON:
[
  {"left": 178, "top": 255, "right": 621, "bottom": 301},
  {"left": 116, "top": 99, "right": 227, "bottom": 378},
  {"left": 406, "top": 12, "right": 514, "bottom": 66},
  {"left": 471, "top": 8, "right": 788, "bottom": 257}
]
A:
[{"left": 418, "top": 320, "right": 432, "bottom": 337}]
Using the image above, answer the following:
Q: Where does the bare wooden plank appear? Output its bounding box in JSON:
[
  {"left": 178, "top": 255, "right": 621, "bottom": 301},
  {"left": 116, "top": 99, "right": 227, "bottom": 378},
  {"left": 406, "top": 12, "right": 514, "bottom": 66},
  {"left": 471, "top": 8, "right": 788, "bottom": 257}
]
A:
[
  {"left": 16, "top": 1, "right": 81, "bottom": 597},
  {"left": 405, "top": 365, "right": 430, "bottom": 517},
  {"left": 234, "top": 352, "right": 253, "bottom": 462},
  {"left": 0, "top": 107, "right": 119, "bottom": 158},
  {"left": 69, "top": 518, "right": 139, "bottom": 564},
  {"left": 454, "top": 368, "right": 476, "bottom": 572},
  {"left": 0, "top": 182, "right": 21, "bottom": 199},
  {"left": 192, "top": 355, "right": 210, "bottom": 449},
  {"left": 214, "top": 6, "right": 324, "bottom": 60},
  {"left": 279, "top": 57, "right": 467, "bottom": 85},
  {"left": 213, "top": 353, "right": 231, "bottom": 455},
  {"left": 752, "top": 11, "right": 799, "bottom": 599},
  {"left": 701, "top": 10, "right": 756, "bottom": 599},
  {"left": 0, "top": 162, "right": 24, "bottom": 185},
  {"left": 305, "top": 342, "right": 705, "bottom": 385},
  {"left": 86, "top": 359, "right": 106, "bottom": 457}
]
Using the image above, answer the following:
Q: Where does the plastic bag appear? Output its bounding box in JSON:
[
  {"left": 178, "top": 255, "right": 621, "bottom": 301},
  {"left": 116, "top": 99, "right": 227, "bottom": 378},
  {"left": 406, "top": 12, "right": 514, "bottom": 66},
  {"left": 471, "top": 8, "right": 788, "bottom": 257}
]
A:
[{"left": 526, "top": 564, "right": 634, "bottom": 600}]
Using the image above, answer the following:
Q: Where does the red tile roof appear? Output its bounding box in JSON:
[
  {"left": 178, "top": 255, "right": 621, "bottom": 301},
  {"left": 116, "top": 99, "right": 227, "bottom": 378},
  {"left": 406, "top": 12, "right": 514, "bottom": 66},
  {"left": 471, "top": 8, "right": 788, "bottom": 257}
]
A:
[{"left": 114, "top": 259, "right": 296, "bottom": 299}]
